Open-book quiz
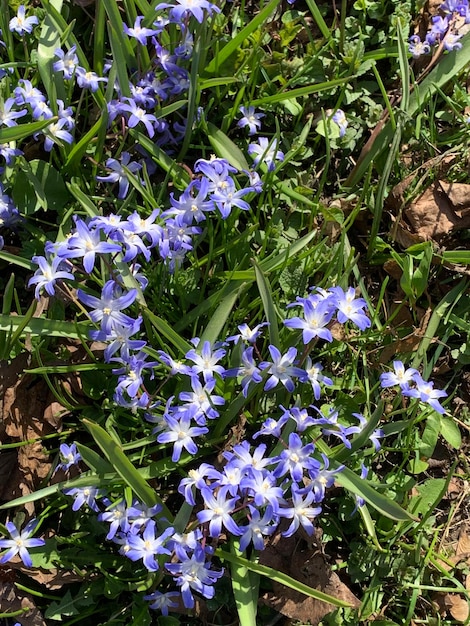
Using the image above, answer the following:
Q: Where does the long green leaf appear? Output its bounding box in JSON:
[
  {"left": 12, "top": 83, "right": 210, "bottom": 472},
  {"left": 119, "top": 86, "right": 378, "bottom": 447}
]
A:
[
  {"left": 216, "top": 548, "right": 354, "bottom": 607},
  {"left": 200, "top": 281, "right": 245, "bottom": 345},
  {"left": 334, "top": 464, "right": 417, "bottom": 521},
  {"left": 252, "top": 257, "right": 280, "bottom": 347},
  {"left": 83, "top": 419, "right": 172, "bottom": 519},
  {"left": 0, "top": 315, "right": 92, "bottom": 339},
  {"left": 206, "top": 122, "right": 250, "bottom": 171},
  {"left": 250, "top": 76, "right": 354, "bottom": 106},
  {"left": 230, "top": 540, "right": 259, "bottom": 626},
  {"left": 203, "top": 0, "right": 280, "bottom": 75},
  {"left": 0, "top": 118, "right": 54, "bottom": 143},
  {"left": 143, "top": 309, "right": 192, "bottom": 355}
]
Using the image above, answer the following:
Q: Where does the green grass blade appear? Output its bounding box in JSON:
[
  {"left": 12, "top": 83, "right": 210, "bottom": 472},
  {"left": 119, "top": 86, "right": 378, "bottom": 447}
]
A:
[
  {"left": 203, "top": 0, "right": 280, "bottom": 75},
  {"left": 250, "top": 77, "right": 354, "bottom": 106},
  {"left": 252, "top": 257, "right": 280, "bottom": 347},
  {"left": 230, "top": 540, "right": 259, "bottom": 626},
  {"left": 0, "top": 118, "right": 54, "bottom": 143},
  {"left": 334, "top": 464, "right": 417, "bottom": 521},
  {"left": 143, "top": 309, "right": 193, "bottom": 355},
  {"left": 82, "top": 419, "right": 172, "bottom": 518},
  {"left": 200, "top": 281, "right": 245, "bottom": 345},
  {"left": 37, "top": 0, "right": 65, "bottom": 107},
  {"left": 215, "top": 548, "right": 354, "bottom": 608},
  {"left": 129, "top": 130, "right": 191, "bottom": 190},
  {"left": 206, "top": 122, "right": 250, "bottom": 171},
  {"left": 0, "top": 315, "right": 91, "bottom": 339},
  {"left": 0, "top": 251, "right": 34, "bottom": 270}
]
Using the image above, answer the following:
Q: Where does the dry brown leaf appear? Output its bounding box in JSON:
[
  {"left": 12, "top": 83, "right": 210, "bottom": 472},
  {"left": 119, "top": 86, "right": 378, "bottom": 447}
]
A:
[
  {"left": 445, "top": 594, "right": 470, "bottom": 622},
  {"left": 0, "top": 582, "right": 46, "bottom": 626},
  {"left": 404, "top": 182, "right": 470, "bottom": 241},
  {"left": 0, "top": 358, "right": 70, "bottom": 509},
  {"left": 259, "top": 528, "right": 360, "bottom": 625}
]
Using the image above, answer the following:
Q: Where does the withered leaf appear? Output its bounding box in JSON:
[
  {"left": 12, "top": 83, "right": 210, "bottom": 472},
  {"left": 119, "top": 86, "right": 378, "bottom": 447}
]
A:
[
  {"left": 259, "top": 528, "right": 360, "bottom": 625},
  {"left": 0, "top": 582, "right": 47, "bottom": 626}
]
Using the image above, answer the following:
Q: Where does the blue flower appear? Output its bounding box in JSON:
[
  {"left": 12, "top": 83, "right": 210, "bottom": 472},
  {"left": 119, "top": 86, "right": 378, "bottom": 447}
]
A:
[
  {"left": 237, "top": 105, "right": 265, "bottom": 135},
  {"left": 0, "top": 519, "right": 45, "bottom": 567},
  {"left": 9, "top": 5, "right": 38, "bottom": 35},
  {"left": 248, "top": 137, "right": 284, "bottom": 171}
]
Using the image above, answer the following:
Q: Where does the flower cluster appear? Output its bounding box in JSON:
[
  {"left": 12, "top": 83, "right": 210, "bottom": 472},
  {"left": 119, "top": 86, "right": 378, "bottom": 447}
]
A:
[
  {"left": 380, "top": 360, "right": 448, "bottom": 414},
  {"left": 408, "top": 0, "right": 469, "bottom": 57}
]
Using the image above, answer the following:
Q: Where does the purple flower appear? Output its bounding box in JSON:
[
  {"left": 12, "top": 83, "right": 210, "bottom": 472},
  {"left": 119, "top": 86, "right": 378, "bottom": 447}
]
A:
[
  {"left": 0, "top": 143, "right": 22, "bottom": 165},
  {"left": 237, "top": 105, "right": 265, "bottom": 135},
  {"left": 331, "top": 109, "right": 348, "bottom": 137},
  {"left": 96, "top": 152, "right": 142, "bottom": 199},
  {"left": 273, "top": 432, "right": 319, "bottom": 482},
  {"left": 164, "top": 178, "right": 213, "bottom": 224},
  {"left": 224, "top": 346, "right": 262, "bottom": 397},
  {"left": 284, "top": 298, "right": 335, "bottom": 343},
  {"left": 279, "top": 487, "right": 322, "bottom": 537},
  {"left": 165, "top": 545, "right": 224, "bottom": 609},
  {"left": 98, "top": 500, "right": 131, "bottom": 540},
  {"left": 42, "top": 118, "right": 74, "bottom": 151},
  {"left": 197, "top": 488, "right": 241, "bottom": 537},
  {"left": 9, "top": 5, "right": 38, "bottom": 35},
  {"left": 57, "top": 443, "right": 81, "bottom": 472},
  {"left": 0, "top": 519, "right": 45, "bottom": 567},
  {"left": 120, "top": 99, "right": 158, "bottom": 137},
  {"left": 144, "top": 590, "right": 180, "bottom": 615},
  {"left": 259, "top": 345, "right": 305, "bottom": 393},
  {"left": 126, "top": 522, "right": 174, "bottom": 571},
  {"left": 405, "top": 374, "right": 448, "bottom": 414},
  {"left": 75, "top": 67, "right": 107, "bottom": 92},
  {"left": 63, "top": 486, "right": 103, "bottom": 512},
  {"left": 53, "top": 46, "right": 79, "bottom": 79},
  {"left": 178, "top": 377, "right": 225, "bottom": 423},
  {"left": 185, "top": 340, "right": 226, "bottom": 382},
  {"left": 329, "top": 286, "right": 370, "bottom": 330},
  {"left": 77, "top": 280, "right": 137, "bottom": 333},
  {"left": 155, "top": 0, "right": 221, "bottom": 24},
  {"left": 226, "top": 321, "right": 269, "bottom": 344},
  {"left": 248, "top": 137, "right": 284, "bottom": 171},
  {"left": 379, "top": 360, "right": 418, "bottom": 391},
  {"left": 0, "top": 97, "right": 27, "bottom": 127},
  {"left": 303, "top": 358, "right": 333, "bottom": 400},
  {"left": 157, "top": 412, "right": 208, "bottom": 461},
  {"left": 61, "top": 218, "right": 121, "bottom": 273},
  {"left": 238, "top": 505, "right": 277, "bottom": 551},
  {"left": 28, "top": 255, "right": 74, "bottom": 299},
  {"left": 408, "top": 35, "right": 431, "bottom": 58},
  {"left": 123, "top": 16, "right": 160, "bottom": 45}
]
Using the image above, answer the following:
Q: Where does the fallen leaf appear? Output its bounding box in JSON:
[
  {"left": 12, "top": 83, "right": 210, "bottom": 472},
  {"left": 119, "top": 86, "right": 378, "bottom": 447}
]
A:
[
  {"left": 259, "top": 527, "right": 360, "bottom": 624},
  {"left": 403, "top": 182, "right": 470, "bottom": 241},
  {"left": 445, "top": 594, "right": 470, "bottom": 622},
  {"left": 0, "top": 581, "right": 47, "bottom": 626}
]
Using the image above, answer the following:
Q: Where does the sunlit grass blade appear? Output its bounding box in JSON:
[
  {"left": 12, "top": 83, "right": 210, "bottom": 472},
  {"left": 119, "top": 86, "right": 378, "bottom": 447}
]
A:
[
  {"left": 143, "top": 309, "right": 193, "bottom": 355},
  {"left": 0, "top": 118, "right": 54, "bottom": 143},
  {"left": 206, "top": 122, "right": 250, "bottom": 171},
  {"left": 334, "top": 464, "right": 417, "bottom": 521},
  {"left": 82, "top": 419, "right": 172, "bottom": 518},
  {"left": 200, "top": 280, "right": 245, "bottom": 345},
  {"left": 129, "top": 130, "right": 191, "bottom": 190},
  {"left": 0, "top": 314, "right": 92, "bottom": 339},
  {"left": 252, "top": 257, "right": 280, "bottom": 348},
  {"left": 203, "top": 0, "right": 280, "bottom": 75},
  {"left": 250, "top": 77, "right": 354, "bottom": 106},
  {"left": 230, "top": 539, "right": 259, "bottom": 626},
  {"left": 37, "top": 0, "right": 66, "bottom": 107},
  {"left": 216, "top": 548, "right": 354, "bottom": 607}
]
